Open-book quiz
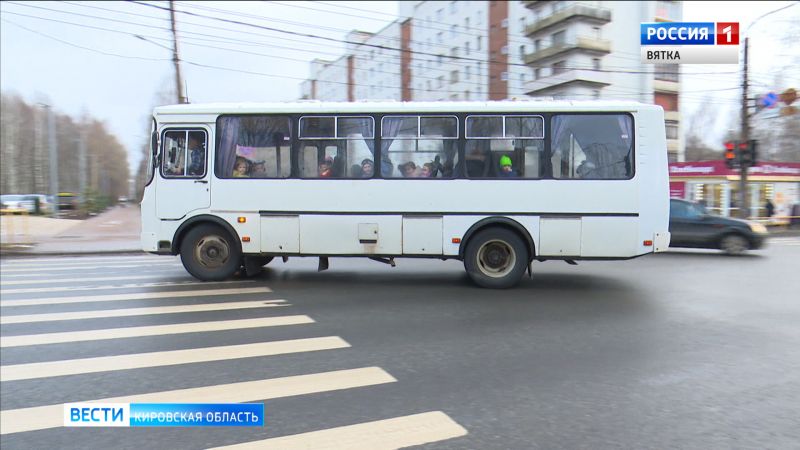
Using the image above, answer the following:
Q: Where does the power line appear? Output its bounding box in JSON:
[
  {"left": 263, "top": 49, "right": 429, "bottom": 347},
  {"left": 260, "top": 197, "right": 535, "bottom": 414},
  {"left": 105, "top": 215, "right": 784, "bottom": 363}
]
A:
[
  {"left": 1, "top": 18, "right": 170, "bottom": 61},
  {"left": 131, "top": 1, "right": 741, "bottom": 77},
  {"left": 7, "top": 0, "right": 769, "bottom": 83},
  {"left": 0, "top": 7, "right": 746, "bottom": 104}
]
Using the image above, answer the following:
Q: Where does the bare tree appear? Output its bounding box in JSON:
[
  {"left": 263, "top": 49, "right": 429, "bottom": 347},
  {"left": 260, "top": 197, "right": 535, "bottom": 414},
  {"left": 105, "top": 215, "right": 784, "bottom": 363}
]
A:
[{"left": 684, "top": 96, "right": 724, "bottom": 161}]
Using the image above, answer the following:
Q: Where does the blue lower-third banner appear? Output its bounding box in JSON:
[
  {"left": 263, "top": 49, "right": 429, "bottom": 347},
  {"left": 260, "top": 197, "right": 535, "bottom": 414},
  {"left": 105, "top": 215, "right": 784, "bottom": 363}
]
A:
[{"left": 64, "top": 402, "right": 264, "bottom": 427}]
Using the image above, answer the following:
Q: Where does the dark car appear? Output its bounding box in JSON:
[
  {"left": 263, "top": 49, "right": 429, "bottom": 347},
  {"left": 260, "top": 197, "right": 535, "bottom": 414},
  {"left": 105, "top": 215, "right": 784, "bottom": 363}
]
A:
[{"left": 669, "top": 199, "right": 768, "bottom": 255}]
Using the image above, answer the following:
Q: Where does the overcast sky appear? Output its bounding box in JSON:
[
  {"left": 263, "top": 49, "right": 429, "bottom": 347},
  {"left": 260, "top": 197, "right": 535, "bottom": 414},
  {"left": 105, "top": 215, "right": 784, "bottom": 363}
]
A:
[{"left": 1, "top": 1, "right": 798, "bottom": 173}]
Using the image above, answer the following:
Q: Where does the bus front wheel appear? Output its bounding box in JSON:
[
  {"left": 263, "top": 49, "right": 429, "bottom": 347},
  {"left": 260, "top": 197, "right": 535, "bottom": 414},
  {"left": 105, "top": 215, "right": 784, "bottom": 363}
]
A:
[
  {"left": 464, "top": 228, "right": 529, "bottom": 289},
  {"left": 180, "top": 224, "right": 242, "bottom": 281}
]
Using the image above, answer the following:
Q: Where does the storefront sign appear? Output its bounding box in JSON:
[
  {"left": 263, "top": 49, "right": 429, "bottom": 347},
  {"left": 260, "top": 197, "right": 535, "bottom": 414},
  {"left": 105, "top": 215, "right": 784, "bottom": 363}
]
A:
[
  {"left": 669, "top": 181, "right": 686, "bottom": 198},
  {"left": 669, "top": 161, "right": 800, "bottom": 177}
]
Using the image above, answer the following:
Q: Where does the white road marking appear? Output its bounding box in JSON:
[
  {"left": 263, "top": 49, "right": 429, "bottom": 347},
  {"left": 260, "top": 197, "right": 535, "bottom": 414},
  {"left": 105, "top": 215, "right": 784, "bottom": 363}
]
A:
[
  {"left": 0, "top": 274, "right": 192, "bottom": 286},
  {"left": 212, "top": 411, "right": 468, "bottom": 450},
  {"left": 1, "top": 265, "right": 185, "bottom": 279},
  {"left": 0, "top": 367, "right": 396, "bottom": 435},
  {"left": 0, "top": 300, "right": 286, "bottom": 324},
  {"left": 0, "top": 255, "right": 169, "bottom": 265},
  {"left": 0, "top": 262, "right": 181, "bottom": 273},
  {"left": 1, "top": 315, "right": 313, "bottom": 348},
  {"left": 0, "top": 259, "right": 176, "bottom": 270},
  {"left": 0, "top": 279, "right": 255, "bottom": 295},
  {"left": 0, "top": 287, "right": 272, "bottom": 307},
  {"left": 1, "top": 336, "right": 349, "bottom": 381}
]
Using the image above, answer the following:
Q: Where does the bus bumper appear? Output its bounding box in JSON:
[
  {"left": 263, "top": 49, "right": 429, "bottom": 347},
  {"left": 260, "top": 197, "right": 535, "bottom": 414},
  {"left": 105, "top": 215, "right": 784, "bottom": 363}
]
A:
[
  {"left": 141, "top": 231, "right": 158, "bottom": 252},
  {"left": 653, "top": 231, "right": 671, "bottom": 252}
]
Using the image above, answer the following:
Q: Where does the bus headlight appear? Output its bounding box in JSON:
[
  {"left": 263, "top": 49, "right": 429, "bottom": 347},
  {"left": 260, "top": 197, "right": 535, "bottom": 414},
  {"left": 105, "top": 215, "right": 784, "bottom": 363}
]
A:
[{"left": 749, "top": 222, "right": 768, "bottom": 234}]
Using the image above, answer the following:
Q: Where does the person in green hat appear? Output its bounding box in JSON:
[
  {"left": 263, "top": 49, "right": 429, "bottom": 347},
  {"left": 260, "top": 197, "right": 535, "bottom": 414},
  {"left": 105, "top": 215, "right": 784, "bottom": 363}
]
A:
[{"left": 498, "top": 155, "right": 517, "bottom": 177}]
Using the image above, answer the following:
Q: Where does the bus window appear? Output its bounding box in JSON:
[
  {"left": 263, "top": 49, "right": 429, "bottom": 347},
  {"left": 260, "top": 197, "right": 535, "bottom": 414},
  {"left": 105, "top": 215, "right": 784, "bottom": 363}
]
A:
[
  {"left": 299, "top": 116, "right": 375, "bottom": 179},
  {"left": 381, "top": 116, "right": 458, "bottom": 178},
  {"left": 163, "top": 131, "right": 186, "bottom": 176},
  {"left": 551, "top": 114, "right": 634, "bottom": 180},
  {"left": 215, "top": 116, "right": 292, "bottom": 179},
  {"left": 465, "top": 115, "right": 544, "bottom": 178},
  {"left": 162, "top": 130, "right": 207, "bottom": 178}
]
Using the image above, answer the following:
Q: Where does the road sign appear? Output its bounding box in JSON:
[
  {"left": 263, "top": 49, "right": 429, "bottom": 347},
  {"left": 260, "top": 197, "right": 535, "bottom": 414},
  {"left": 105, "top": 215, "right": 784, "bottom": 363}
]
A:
[{"left": 760, "top": 92, "right": 778, "bottom": 108}]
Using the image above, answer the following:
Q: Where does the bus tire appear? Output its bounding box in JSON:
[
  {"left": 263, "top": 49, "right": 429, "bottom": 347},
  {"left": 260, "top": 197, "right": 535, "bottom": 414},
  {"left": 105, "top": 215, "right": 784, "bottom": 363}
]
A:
[
  {"left": 180, "top": 224, "right": 242, "bottom": 281},
  {"left": 464, "top": 227, "right": 529, "bottom": 289}
]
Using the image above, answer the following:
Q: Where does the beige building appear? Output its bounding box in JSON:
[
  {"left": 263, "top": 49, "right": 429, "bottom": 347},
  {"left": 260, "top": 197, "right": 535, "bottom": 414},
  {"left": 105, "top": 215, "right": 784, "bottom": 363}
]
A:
[{"left": 522, "top": 1, "right": 683, "bottom": 161}]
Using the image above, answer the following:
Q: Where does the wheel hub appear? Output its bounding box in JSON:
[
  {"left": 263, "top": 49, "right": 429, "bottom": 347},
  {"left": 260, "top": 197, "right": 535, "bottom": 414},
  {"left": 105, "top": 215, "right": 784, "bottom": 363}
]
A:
[
  {"left": 195, "top": 236, "right": 230, "bottom": 269},
  {"left": 477, "top": 240, "right": 516, "bottom": 278}
]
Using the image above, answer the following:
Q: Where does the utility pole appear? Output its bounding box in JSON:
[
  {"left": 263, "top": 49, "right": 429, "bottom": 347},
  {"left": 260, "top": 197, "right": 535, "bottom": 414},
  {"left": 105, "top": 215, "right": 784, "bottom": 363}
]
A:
[
  {"left": 45, "top": 105, "right": 59, "bottom": 217},
  {"left": 739, "top": 37, "right": 749, "bottom": 219},
  {"left": 169, "top": 0, "right": 186, "bottom": 104}
]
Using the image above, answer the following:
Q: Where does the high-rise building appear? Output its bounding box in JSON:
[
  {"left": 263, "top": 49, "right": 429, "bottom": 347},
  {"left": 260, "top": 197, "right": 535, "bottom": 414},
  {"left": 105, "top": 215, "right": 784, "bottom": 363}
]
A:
[
  {"left": 522, "top": 0, "right": 683, "bottom": 161},
  {"left": 300, "top": 0, "right": 683, "bottom": 161}
]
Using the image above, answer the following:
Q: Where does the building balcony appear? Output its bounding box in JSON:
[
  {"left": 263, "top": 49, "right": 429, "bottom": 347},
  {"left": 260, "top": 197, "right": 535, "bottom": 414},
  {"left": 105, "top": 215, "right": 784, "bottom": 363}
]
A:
[
  {"left": 654, "top": 79, "right": 680, "bottom": 93},
  {"left": 524, "top": 37, "right": 611, "bottom": 65},
  {"left": 524, "top": 69, "right": 611, "bottom": 95},
  {"left": 525, "top": 3, "right": 612, "bottom": 35}
]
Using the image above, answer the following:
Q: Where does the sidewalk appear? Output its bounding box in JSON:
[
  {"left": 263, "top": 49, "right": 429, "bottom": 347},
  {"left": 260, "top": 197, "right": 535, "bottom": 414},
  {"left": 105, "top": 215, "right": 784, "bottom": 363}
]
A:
[{"left": 0, "top": 205, "right": 143, "bottom": 257}]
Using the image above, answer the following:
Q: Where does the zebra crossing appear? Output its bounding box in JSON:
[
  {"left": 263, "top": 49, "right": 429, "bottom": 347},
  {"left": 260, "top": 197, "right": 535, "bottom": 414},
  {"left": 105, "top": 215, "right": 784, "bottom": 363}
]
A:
[
  {"left": 769, "top": 236, "right": 800, "bottom": 246},
  {"left": 0, "top": 255, "right": 467, "bottom": 448}
]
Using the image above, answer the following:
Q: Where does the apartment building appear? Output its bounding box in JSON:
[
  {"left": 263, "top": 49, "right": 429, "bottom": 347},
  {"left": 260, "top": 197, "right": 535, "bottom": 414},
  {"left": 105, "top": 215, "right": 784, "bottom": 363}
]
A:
[
  {"left": 522, "top": 0, "right": 683, "bottom": 161},
  {"left": 302, "top": 1, "right": 532, "bottom": 102},
  {"left": 300, "top": 0, "right": 683, "bottom": 161}
]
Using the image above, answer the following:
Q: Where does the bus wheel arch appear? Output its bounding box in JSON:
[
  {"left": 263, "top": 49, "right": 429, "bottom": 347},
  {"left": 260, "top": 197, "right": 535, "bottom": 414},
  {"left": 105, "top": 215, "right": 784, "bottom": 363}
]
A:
[
  {"left": 172, "top": 215, "right": 242, "bottom": 256},
  {"left": 459, "top": 217, "right": 536, "bottom": 262}
]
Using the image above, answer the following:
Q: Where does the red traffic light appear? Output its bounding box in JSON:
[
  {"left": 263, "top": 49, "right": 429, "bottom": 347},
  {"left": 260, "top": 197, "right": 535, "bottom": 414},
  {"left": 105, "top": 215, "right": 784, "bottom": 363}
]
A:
[{"left": 724, "top": 140, "right": 737, "bottom": 169}]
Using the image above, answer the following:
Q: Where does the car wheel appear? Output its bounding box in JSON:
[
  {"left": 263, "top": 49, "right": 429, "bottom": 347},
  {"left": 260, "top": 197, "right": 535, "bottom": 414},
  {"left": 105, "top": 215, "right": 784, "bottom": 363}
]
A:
[
  {"left": 720, "top": 234, "right": 749, "bottom": 255},
  {"left": 464, "top": 227, "right": 529, "bottom": 289},
  {"left": 180, "top": 224, "right": 242, "bottom": 281}
]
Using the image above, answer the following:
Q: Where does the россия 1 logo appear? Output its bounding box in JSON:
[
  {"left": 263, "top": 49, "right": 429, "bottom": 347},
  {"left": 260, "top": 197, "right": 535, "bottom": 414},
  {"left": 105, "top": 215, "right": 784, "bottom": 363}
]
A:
[{"left": 640, "top": 22, "right": 739, "bottom": 64}]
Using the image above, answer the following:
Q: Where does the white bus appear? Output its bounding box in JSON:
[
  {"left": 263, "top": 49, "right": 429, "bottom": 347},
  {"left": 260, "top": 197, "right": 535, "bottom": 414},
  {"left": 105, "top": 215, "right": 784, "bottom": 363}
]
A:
[{"left": 141, "top": 101, "right": 670, "bottom": 288}]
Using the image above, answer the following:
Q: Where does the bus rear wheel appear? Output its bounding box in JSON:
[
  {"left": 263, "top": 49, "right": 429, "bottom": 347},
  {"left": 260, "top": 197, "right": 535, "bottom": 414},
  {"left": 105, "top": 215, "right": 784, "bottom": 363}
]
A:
[
  {"left": 180, "top": 224, "right": 242, "bottom": 281},
  {"left": 464, "top": 228, "right": 529, "bottom": 289}
]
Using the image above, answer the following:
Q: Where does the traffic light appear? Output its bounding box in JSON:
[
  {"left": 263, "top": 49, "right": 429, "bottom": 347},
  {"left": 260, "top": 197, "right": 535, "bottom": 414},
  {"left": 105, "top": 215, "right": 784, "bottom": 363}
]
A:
[
  {"left": 724, "top": 141, "right": 738, "bottom": 169},
  {"left": 747, "top": 139, "right": 758, "bottom": 166},
  {"left": 738, "top": 141, "right": 750, "bottom": 166}
]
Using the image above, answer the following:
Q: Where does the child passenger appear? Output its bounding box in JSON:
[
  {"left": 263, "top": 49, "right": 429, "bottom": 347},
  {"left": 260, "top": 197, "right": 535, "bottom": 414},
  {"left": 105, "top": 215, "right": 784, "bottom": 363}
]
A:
[{"left": 233, "top": 157, "right": 251, "bottom": 177}]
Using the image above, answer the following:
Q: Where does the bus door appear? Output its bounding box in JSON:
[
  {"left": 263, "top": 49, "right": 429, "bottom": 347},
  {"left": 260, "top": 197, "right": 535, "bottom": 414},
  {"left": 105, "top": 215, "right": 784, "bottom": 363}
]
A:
[{"left": 156, "top": 128, "right": 211, "bottom": 219}]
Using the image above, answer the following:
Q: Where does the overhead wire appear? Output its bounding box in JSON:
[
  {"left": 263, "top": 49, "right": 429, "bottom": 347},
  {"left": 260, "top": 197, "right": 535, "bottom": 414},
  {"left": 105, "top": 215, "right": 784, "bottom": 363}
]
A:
[
  {"left": 0, "top": 4, "right": 746, "bottom": 104},
  {"left": 130, "top": 1, "right": 743, "bottom": 77}
]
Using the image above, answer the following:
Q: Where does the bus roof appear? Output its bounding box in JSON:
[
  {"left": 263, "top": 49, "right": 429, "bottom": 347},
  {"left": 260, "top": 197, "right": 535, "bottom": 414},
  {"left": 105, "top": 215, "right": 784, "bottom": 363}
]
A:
[{"left": 154, "top": 100, "right": 656, "bottom": 116}]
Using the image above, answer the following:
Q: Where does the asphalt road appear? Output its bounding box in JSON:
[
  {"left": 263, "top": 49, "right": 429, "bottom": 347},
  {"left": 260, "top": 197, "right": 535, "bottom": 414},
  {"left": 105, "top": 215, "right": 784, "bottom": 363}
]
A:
[{"left": 1, "top": 237, "right": 799, "bottom": 449}]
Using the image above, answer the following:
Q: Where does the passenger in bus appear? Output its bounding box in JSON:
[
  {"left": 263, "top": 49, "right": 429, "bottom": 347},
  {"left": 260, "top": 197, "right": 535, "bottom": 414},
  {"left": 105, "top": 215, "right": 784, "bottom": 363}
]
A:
[
  {"left": 420, "top": 162, "right": 435, "bottom": 178},
  {"left": 232, "top": 157, "right": 251, "bottom": 177},
  {"left": 318, "top": 156, "right": 334, "bottom": 178},
  {"left": 576, "top": 159, "right": 597, "bottom": 178},
  {"left": 187, "top": 135, "right": 205, "bottom": 176},
  {"left": 361, "top": 159, "right": 374, "bottom": 178},
  {"left": 399, "top": 161, "right": 418, "bottom": 177},
  {"left": 498, "top": 155, "right": 518, "bottom": 177},
  {"left": 251, "top": 160, "right": 267, "bottom": 177}
]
